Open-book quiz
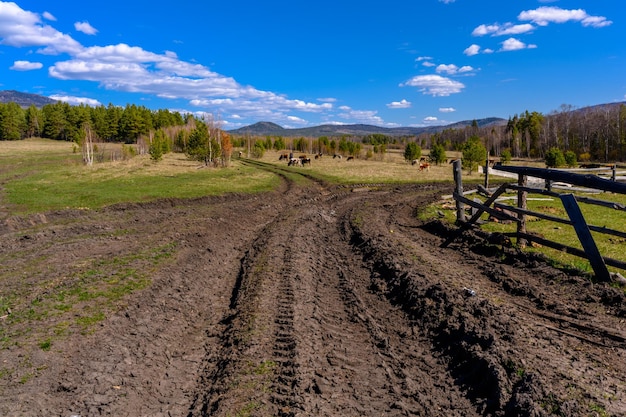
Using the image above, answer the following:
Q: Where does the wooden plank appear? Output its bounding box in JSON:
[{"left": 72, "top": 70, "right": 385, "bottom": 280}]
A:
[
  {"left": 453, "top": 159, "right": 465, "bottom": 223},
  {"left": 560, "top": 194, "right": 610, "bottom": 282},
  {"left": 495, "top": 165, "right": 626, "bottom": 194},
  {"left": 494, "top": 203, "right": 626, "bottom": 239},
  {"left": 575, "top": 195, "right": 626, "bottom": 211},
  {"left": 440, "top": 184, "right": 510, "bottom": 248},
  {"left": 507, "top": 184, "right": 626, "bottom": 211},
  {"left": 517, "top": 174, "right": 528, "bottom": 248},
  {"left": 494, "top": 202, "right": 570, "bottom": 225},
  {"left": 517, "top": 233, "right": 626, "bottom": 271},
  {"left": 454, "top": 193, "right": 519, "bottom": 223}
]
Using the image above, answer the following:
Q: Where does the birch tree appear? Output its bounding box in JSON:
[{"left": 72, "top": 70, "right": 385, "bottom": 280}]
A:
[{"left": 81, "top": 123, "right": 95, "bottom": 166}]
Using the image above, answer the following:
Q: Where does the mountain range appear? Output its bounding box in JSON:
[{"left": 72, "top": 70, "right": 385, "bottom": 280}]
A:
[
  {"left": 0, "top": 90, "right": 58, "bottom": 107},
  {"left": 0, "top": 89, "right": 507, "bottom": 137},
  {"left": 226, "top": 118, "right": 507, "bottom": 138},
  {"left": 3, "top": 89, "right": 623, "bottom": 138}
]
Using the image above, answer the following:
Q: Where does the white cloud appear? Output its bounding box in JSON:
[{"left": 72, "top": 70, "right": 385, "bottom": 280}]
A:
[
  {"left": 74, "top": 21, "right": 98, "bottom": 35},
  {"left": 439, "top": 107, "right": 456, "bottom": 113},
  {"left": 472, "top": 23, "right": 535, "bottom": 37},
  {"left": 464, "top": 44, "right": 481, "bottom": 56},
  {"left": 581, "top": 16, "right": 613, "bottom": 28},
  {"left": 500, "top": 37, "right": 537, "bottom": 52},
  {"left": 0, "top": 2, "right": 342, "bottom": 125},
  {"left": 49, "top": 94, "right": 101, "bottom": 106},
  {"left": 416, "top": 56, "right": 433, "bottom": 62},
  {"left": 401, "top": 75, "right": 465, "bottom": 96},
  {"left": 436, "top": 64, "right": 476, "bottom": 75},
  {"left": 424, "top": 116, "right": 438, "bottom": 122},
  {"left": 0, "top": 2, "right": 83, "bottom": 54},
  {"left": 42, "top": 11, "right": 55, "bottom": 21},
  {"left": 287, "top": 115, "right": 307, "bottom": 124},
  {"left": 387, "top": 99, "right": 411, "bottom": 109},
  {"left": 472, "top": 24, "right": 500, "bottom": 37},
  {"left": 438, "top": 0, "right": 455, "bottom": 3},
  {"left": 518, "top": 6, "right": 612, "bottom": 28},
  {"left": 337, "top": 106, "right": 383, "bottom": 125},
  {"left": 10, "top": 60, "right": 43, "bottom": 70}
]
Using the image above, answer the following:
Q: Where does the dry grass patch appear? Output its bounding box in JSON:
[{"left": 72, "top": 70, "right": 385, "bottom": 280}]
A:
[{"left": 256, "top": 149, "right": 457, "bottom": 184}]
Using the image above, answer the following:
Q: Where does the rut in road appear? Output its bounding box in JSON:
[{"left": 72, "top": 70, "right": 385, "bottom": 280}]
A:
[{"left": 188, "top": 185, "right": 481, "bottom": 416}]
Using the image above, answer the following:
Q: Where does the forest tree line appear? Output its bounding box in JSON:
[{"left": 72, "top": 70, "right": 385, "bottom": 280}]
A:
[
  {"left": 2, "top": 99, "right": 626, "bottom": 164},
  {"left": 424, "top": 103, "right": 626, "bottom": 163}
]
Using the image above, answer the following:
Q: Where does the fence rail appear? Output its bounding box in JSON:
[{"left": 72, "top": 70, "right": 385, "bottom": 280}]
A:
[{"left": 445, "top": 160, "right": 626, "bottom": 281}]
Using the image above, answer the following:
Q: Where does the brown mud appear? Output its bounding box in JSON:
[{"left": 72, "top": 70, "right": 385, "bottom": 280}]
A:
[{"left": 1, "top": 163, "right": 625, "bottom": 416}]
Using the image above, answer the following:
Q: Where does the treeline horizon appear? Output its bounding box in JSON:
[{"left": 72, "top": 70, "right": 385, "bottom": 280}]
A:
[{"left": 1, "top": 100, "right": 625, "bottom": 163}]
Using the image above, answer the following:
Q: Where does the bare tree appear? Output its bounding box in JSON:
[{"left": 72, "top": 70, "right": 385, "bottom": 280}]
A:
[{"left": 82, "top": 123, "right": 95, "bottom": 166}]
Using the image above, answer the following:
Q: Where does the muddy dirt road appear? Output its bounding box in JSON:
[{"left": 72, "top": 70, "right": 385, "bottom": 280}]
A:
[{"left": 1, "top": 164, "right": 625, "bottom": 416}]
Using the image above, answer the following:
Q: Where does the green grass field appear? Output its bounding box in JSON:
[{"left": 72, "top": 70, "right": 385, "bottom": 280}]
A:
[
  {"left": 0, "top": 140, "right": 468, "bottom": 213},
  {"left": 0, "top": 139, "right": 280, "bottom": 214},
  {"left": 2, "top": 139, "right": 625, "bottom": 277}
]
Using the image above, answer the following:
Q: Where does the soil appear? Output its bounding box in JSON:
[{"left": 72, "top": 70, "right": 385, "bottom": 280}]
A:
[{"left": 1, "top": 163, "right": 625, "bottom": 417}]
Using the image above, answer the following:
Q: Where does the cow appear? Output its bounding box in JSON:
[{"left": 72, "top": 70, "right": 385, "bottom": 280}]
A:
[
  {"left": 301, "top": 157, "right": 311, "bottom": 165},
  {"left": 279, "top": 153, "right": 289, "bottom": 161},
  {"left": 333, "top": 154, "right": 342, "bottom": 159},
  {"left": 288, "top": 157, "right": 301, "bottom": 166},
  {"left": 346, "top": 156, "right": 354, "bottom": 161},
  {"left": 419, "top": 162, "right": 430, "bottom": 172}
]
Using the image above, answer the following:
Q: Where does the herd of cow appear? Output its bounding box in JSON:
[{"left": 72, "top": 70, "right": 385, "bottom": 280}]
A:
[
  {"left": 278, "top": 153, "right": 430, "bottom": 171},
  {"left": 279, "top": 153, "right": 312, "bottom": 166}
]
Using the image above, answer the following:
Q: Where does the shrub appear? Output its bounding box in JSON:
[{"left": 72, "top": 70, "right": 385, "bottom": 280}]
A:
[
  {"left": 500, "top": 149, "right": 512, "bottom": 165},
  {"left": 404, "top": 142, "right": 421, "bottom": 162},
  {"left": 462, "top": 136, "right": 486, "bottom": 174},
  {"left": 429, "top": 143, "right": 447, "bottom": 165},
  {"left": 252, "top": 141, "right": 265, "bottom": 158},
  {"left": 565, "top": 151, "right": 577, "bottom": 167},
  {"left": 545, "top": 147, "right": 566, "bottom": 167}
]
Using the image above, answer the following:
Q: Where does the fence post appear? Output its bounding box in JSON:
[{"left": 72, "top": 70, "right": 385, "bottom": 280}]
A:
[
  {"left": 517, "top": 173, "right": 528, "bottom": 248},
  {"left": 453, "top": 159, "right": 465, "bottom": 224},
  {"left": 560, "top": 194, "right": 610, "bottom": 282},
  {"left": 612, "top": 164, "right": 616, "bottom": 182}
]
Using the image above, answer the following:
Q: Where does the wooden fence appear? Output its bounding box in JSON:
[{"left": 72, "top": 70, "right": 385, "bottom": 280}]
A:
[{"left": 444, "top": 160, "right": 626, "bottom": 281}]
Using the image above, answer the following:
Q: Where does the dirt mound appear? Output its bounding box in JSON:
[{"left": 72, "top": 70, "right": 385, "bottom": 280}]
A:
[{"left": 1, "top": 180, "right": 625, "bottom": 416}]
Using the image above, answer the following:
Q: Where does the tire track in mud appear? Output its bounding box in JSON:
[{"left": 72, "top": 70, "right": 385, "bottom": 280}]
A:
[
  {"left": 269, "top": 244, "right": 299, "bottom": 416},
  {"left": 187, "top": 180, "right": 483, "bottom": 416},
  {"left": 284, "top": 188, "right": 480, "bottom": 416},
  {"left": 187, "top": 196, "right": 306, "bottom": 416},
  {"left": 346, "top": 188, "right": 626, "bottom": 416}
]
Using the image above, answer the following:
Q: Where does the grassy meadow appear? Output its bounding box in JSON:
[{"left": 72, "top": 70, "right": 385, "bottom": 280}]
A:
[
  {"left": 254, "top": 148, "right": 464, "bottom": 185},
  {"left": 0, "top": 138, "right": 280, "bottom": 214},
  {"left": 2, "top": 138, "right": 625, "bottom": 277},
  {"left": 0, "top": 139, "right": 466, "bottom": 214}
]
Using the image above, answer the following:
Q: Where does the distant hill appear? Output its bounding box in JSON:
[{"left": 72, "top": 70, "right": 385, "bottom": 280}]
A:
[
  {"left": 228, "top": 117, "right": 507, "bottom": 138},
  {"left": 0, "top": 90, "right": 58, "bottom": 107}
]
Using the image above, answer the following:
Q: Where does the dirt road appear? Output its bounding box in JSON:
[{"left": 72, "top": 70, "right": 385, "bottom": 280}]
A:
[{"left": 1, "top": 163, "right": 625, "bottom": 416}]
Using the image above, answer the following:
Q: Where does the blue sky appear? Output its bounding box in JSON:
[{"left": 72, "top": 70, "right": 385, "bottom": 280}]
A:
[{"left": 0, "top": 1, "right": 622, "bottom": 130}]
